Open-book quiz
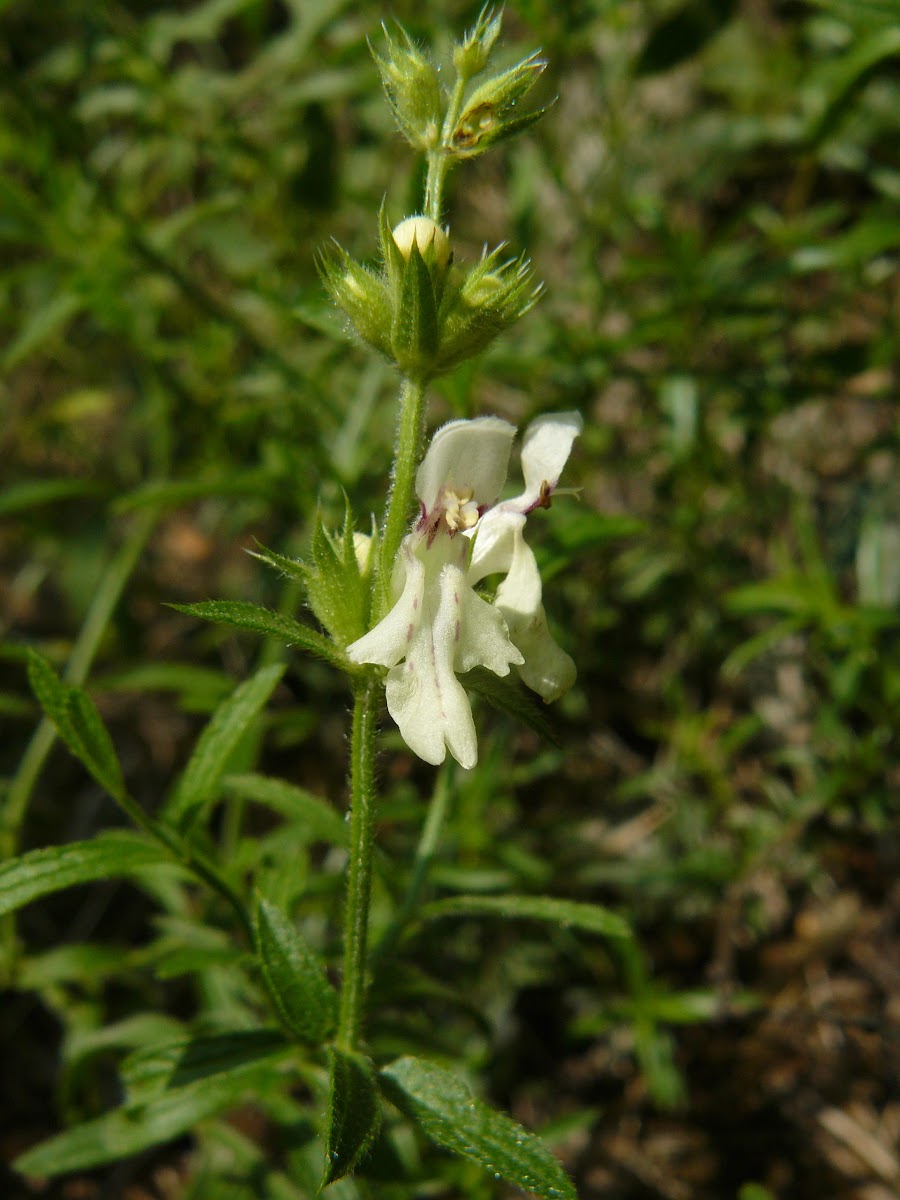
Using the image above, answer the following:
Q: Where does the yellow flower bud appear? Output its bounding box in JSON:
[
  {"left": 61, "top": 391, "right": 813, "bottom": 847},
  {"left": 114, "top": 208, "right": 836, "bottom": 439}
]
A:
[{"left": 391, "top": 216, "right": 450, "bottom": 268}]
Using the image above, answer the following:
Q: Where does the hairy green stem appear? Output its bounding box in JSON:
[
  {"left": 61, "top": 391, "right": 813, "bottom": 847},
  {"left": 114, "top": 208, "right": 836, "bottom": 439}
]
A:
[
  {"left": 334, "top": 56, "right": 475, "bottom": 1052},
  {"left": 424, "top": 73, "right": 469, "bottom": 221},
  {"left": 375, "top": 375, "right": 427, "bottom": 618},
  {"left": 336, "top": 683, "right": 380, "bottom": 1051}
]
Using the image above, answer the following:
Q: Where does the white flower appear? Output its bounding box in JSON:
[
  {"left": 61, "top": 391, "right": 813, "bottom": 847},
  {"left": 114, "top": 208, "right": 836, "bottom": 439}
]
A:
[
  {"left": 347, "top": 412, "right": 582, "bottom": 768},
  {"left": 392, "top": 216, "right": 451, "bottom": 268}
]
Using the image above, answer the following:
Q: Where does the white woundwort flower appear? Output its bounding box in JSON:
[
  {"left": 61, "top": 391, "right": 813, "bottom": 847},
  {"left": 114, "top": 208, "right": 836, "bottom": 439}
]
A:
[{"left": 347, "top": 412, "right": 582, "bottom": 768}]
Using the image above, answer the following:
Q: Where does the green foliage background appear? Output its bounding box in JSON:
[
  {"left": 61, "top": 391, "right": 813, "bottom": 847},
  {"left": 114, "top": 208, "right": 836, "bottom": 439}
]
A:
[{"left": 1, "top": 1, "right": 898, "bottom": 1197}]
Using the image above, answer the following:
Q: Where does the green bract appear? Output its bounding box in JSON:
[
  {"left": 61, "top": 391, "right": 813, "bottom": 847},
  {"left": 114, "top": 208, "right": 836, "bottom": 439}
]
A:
[
  {"left": 452, "top": 5, "right": 503, "bottom": 79},
  {"left": 252, "top": 499, "right": 370, "bottom": 651},
  {"left": 371, "top": 24, "right": 443, "bottom": 151},
  {"left": 451, "top": 52, "right": 549, "bottom": 158}
]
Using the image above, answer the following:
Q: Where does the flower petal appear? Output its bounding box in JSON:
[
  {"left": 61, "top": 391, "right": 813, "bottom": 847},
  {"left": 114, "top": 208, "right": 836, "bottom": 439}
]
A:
[
  {"left": 346, "top": 539, "right": 423, "bottom": 668},
  {"left": 516, "top": 411, "right": 583, "bottom": 509},
  {"left": 455, "top": 586, "right": 524, "bottom": 675},
  {"left": 385, "top": 563, "right": 478, "bottom": 768},
  {"left": 493, "top": 523, "right": 576, "bottom": 702},
  {"left": 416, "top": 416, "right": 515, "bottom": 512},
  {"left": 467, "top": 507, "right": 519, "bottom": 585}
]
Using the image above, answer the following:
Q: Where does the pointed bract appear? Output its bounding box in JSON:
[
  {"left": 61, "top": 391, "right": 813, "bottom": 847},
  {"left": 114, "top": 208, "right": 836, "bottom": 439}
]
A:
[
  {"left": 453, "top": 5, "right": 503, "bottom": 79},
  {"left": 450, "top": 53, "right": 548, "bottom": 158},
  {"left": 372, "top": 23, "right": 443, "bottom": 150}
]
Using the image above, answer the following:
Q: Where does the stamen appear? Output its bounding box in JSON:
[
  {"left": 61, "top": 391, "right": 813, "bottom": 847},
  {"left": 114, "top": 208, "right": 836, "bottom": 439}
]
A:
[{"left": 442, "top": 486, "right": 479, "bottom": 532}]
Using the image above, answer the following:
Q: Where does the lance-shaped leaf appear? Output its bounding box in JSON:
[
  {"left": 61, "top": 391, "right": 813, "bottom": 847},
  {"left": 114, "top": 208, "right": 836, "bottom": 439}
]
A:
[
  {"left": 0, "top": 833, "right": 175, "bottom": 919},
  {"left": 322, "top": 1047, "right": 381, "bottom": 1187},
  {"left": 170, "top": 600, "right": 348, "bottom": 669},
  {"left": 381, "top": 1056, "right": 576, "bottom": 1200},
  {"left": 122, "top": 1030, "right": 289, "bottom": 1103},
  {"left": 254, "top": 896, "right": 337, "bottom": 1045},
  {"left": 14, "top": 1044, "right": 290, "bottom": 1179},
  {"left": 222, "top": 774, "right": 348, "bottom": 846},
  {"left": 165, "top": 663, "right": 285, "bottom": 828},
  {"left": 419, "top": 894, "right": 633, "bottom": 941},
  {"left": 27, "top": 651, "right": 126, "bottom": 801}
]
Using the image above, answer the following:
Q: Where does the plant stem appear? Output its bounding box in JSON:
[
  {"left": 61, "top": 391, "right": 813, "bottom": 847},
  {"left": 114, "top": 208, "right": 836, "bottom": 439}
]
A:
[
  {"left": 375, "top": 375, "right": 427, "bottom": 618},
  {"left": 336, "top": 682, "right": 379, "bottom": 1051},
  {"left": 424, "top": 73, "right": 469, "bottom": 221},
  {"left": 333, "top": 56, "right": 474, "bottom": 1053}
]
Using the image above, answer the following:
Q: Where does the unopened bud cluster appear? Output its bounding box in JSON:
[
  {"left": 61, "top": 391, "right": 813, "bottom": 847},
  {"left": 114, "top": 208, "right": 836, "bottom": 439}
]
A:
[
  {"left": 319, "top": 211, "right": 541, "bottom": 380},
  {"left": 372, "top": 7, "right": 547, "bottom": 158}
]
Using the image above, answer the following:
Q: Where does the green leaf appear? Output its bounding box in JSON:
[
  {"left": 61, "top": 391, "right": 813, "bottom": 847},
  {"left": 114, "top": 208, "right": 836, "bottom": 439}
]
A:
[
  {"left": 14, "top": 1051, "right": 288, "bottom": 1178},
  {"left": 65, "top": 689, "right": 128, "bottom": 799},
  {"left": 725, "top": 580, "right": 843, "bottom": 622},
  {"left": 122, "top": 1030, "right": 288, "bottom": 1103},
  {"left": 254, "top": 897, "right": 337, "bottom": 1045},
  {"left": 171, "top": 600, "right": 349, "bottom": 670},
  {"left": 380, "top": 1056, "right": 576, "bottom": 1200},
  {"left": 322, "top": 1047, "right": 381, "bottom": 1187},
  {"left": 165, "top": 663, "right": 285, "bottom": 827},
  {"left": 97, "top": 662, "right": 233, "bottom": 710},
  {"left": 419, "top": 894, "right": 632, "bottom": 941},
  {"left": 222, "top": 773, "right": 348, "bottom": 845},
  {"left": 26, "top": 651, "right": 126, "bottom": 800},
  {"left": 0, "top": 834, "right": 173, "bottom": 919},
  {"left": 64, "top": 1015, "right": 185, "bottom": 1070}
]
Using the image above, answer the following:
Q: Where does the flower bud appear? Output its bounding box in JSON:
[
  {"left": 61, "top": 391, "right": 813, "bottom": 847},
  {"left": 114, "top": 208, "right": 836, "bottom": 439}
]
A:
[
  {"left": 317, "top": 244, "right": 392, "bottom": 358},
  {"left": 452, "top": 5, "right": 503, "bottom": 79},
  {"left": 437, "top": 247, "right": 542, "bottom": 371},
  {"left": 450, "top": 52, "right": 548, "bottom": 158},
  {"left": 392, "top": 217, "right": 451, "bottom": 269},
  {"left": 372, "top": 25, "right": 443, "bottom": 150}
]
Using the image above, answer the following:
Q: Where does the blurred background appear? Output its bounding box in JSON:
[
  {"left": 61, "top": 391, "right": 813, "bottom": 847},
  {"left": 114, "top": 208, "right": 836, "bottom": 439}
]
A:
[{"left": 1, "top": 1, "right": 898, "bottom": 1197}]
